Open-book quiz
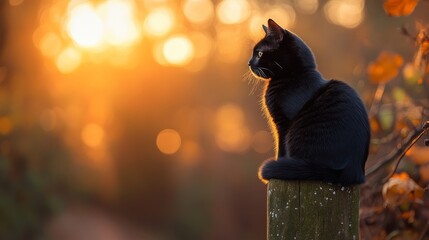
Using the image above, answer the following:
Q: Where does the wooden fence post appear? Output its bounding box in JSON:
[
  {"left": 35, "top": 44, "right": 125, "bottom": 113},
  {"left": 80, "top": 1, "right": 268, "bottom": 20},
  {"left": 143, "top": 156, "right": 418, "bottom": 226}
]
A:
[{"left": 267, "top": 179, "right": 360, "bottom": 240}]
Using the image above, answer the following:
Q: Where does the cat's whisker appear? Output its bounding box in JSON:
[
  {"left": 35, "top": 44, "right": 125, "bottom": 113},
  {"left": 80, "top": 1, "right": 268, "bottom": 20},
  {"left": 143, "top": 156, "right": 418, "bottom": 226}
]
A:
[
  {"left": 242, "top": 70, "right": 253, "bottom": 83},
  {"left": 274, "top": 61, "right": 283, "bottom": 69},
  {"left": 259, "top": 68, "right": 268, "bottom": 79},
  {"left": 256, "top": 68, "right": 264, "bottom": 78},
  {"left": 259, "top": 67, "right": 274, "bottom": 75},
  {"left": 242, "top": 69, "right": 262, "bottom": 96}
]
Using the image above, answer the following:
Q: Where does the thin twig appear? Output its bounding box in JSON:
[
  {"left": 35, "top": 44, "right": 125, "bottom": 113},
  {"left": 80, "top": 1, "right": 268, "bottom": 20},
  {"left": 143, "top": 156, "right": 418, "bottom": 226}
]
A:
[
  {"left": 369, "top": 83, "right": 386, "bottom": 116},
  {"left": 366, "top": 121, "right": 429, "bottom": 178}
]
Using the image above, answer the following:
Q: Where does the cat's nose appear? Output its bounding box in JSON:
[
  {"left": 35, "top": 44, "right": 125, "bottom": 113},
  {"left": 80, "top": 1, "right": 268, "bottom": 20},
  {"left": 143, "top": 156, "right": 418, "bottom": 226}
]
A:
[{"left": 248, "top": 61, "right": 251, "bottom": 66}]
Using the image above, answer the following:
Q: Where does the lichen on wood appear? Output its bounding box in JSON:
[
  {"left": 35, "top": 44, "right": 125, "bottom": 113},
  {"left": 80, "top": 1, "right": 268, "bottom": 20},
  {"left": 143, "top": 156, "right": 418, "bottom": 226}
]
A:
[{"left": 267, "top": 179, "right": 360, "bottom": 240}]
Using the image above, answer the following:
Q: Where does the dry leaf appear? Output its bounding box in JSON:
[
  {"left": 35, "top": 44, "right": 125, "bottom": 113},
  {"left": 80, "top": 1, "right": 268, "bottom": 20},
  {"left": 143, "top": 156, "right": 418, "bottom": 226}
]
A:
[
  {"left": 413, "top": 27, "right": 429, "bottom": 82},
  {"left": 382, "top": 172, "right": 424, "bottom": 208},
  {"left": 368, "top": 51, "right": 404, "bottom": 84},
  {"left": 383, "top": 0, "right": 419, "bottom": 17}
]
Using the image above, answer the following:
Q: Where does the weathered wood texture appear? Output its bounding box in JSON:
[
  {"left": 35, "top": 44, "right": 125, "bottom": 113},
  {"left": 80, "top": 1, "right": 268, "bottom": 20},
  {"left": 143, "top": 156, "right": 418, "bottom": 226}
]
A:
[{"left": 267, "top": 179, "right": 359, "bottom": 240}]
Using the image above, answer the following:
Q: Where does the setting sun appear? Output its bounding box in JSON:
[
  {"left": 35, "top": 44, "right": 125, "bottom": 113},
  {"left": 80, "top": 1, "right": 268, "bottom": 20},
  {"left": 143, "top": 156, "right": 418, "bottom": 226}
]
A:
[{"left": 65, "top": 0, "right": 140, "bottom": 49}]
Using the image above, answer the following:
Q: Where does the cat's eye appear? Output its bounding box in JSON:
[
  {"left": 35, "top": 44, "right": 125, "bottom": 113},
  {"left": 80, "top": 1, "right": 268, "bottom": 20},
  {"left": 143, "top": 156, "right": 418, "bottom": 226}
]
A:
[{"left": 258, "top": 51, "right": 263, "bottom": 58}]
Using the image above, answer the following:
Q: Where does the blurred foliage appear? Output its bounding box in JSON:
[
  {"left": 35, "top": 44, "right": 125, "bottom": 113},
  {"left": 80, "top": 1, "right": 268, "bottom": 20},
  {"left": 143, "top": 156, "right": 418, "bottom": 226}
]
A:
[
  {"left": 362, "top": 1, "right": 429, "bottom": 239},
  {"left": 383, "top": 0, "right": 419, "bottom": 17}
]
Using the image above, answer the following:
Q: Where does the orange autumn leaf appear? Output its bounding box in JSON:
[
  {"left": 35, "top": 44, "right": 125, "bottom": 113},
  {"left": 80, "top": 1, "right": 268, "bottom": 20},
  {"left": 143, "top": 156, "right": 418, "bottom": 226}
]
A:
[
  {"left": 367, "top": 51, "right": 404, "bottom": 84},
  {"left": 383, "top": 0, "right": 419, "bottom": 17},
  {"left": 382, "top": 172, "right": 424, "bottom": 208}
]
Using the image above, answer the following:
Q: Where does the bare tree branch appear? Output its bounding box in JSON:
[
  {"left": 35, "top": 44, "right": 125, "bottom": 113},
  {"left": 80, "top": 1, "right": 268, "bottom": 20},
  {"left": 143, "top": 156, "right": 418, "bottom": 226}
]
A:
[{"left": 366, "top": 121, "right": 429, "bottom": 179}]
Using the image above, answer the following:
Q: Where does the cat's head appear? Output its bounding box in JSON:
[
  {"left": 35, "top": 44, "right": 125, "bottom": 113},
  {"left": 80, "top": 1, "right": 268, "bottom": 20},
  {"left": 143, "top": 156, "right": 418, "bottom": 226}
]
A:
[{"left": 248, "top": 19, "right": 316, "bottom": 81}]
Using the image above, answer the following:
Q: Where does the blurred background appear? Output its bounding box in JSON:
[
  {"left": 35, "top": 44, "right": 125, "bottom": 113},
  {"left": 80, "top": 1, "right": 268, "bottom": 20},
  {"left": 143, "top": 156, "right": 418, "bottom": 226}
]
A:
[{"left": 1, "top": 0, "right": 429, "bottom": 239}]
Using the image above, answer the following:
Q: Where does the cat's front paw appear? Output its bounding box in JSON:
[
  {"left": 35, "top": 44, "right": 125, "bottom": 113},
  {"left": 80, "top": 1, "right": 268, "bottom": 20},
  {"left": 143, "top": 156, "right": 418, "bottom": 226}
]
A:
[{"left": 258, "top": 158, "right": 277, "bottom": 184}]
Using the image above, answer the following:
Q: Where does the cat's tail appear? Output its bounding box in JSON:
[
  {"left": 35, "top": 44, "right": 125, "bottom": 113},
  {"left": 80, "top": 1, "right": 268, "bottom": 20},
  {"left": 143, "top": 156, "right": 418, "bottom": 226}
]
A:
[{"left": 258, "top": 157, "right": 341, "bottom": 184}]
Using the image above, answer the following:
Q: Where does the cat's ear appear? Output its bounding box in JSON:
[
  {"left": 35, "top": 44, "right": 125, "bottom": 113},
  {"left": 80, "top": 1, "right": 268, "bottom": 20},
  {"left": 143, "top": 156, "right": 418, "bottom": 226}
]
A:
[
  {"left": 262, "top": 24, "right": 268, "bottom": 34},
  {"left": 267, "top": 19, "right": 284, "bottom": 42}
]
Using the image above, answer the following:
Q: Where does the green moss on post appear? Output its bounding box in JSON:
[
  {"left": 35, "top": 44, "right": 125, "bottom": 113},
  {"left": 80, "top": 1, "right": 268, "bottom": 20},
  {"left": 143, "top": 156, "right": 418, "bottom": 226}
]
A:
[{"left": 267, "top": 179, "right": 359, "bottom": 240}]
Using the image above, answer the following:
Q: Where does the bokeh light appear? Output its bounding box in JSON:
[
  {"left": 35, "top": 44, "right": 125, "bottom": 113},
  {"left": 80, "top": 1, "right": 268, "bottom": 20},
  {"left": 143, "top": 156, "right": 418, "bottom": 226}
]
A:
[
  {"left": 66, "top": 3, "right": 104, "bottom": 48},
  {"left": 248, "top": 14, "right": 266, "bottom": 42},
  {"left": 97, "top": 0, "right": 140, "bottom": 46},
  {"left": 56, "top": 46, "right": 82, "bottom": 74},
  {"left": 38, "top": 32, "right": 62, "bottom": 58},
  {"left": 143, "top": 7, "right": 175, "bottom": 37},
  {"left": 216, "top": 0, "right": 250, "bottom": 24},
  {"left": 215, "top": 104, "right": 251, "bottom": 153},
  {"left": 81, "top": 123, "right": 105, "bottom": 148},
  {"left": 156, "top": 129, "right": 182, "bottom": 155},
  {"left": 183, "top": 0, "right": 214, "bottom": 25},
  {"left": 265, "top": 5, "right": 296, "bottom": 29},
  {"left": 324, "top": 0, "right": 365, "bottom": 29},
  {"left": 162, "top": 35, "right": 195, "bottom": 66},
  {"left": 294, "top": 0, "right": 319, "bottom": 14}
]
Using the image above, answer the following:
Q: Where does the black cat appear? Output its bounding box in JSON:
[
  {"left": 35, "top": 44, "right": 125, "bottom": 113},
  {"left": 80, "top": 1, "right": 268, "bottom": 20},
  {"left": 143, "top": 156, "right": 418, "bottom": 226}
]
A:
[{"left": 249, "top": 19, "right": 370, "bottom": 185}]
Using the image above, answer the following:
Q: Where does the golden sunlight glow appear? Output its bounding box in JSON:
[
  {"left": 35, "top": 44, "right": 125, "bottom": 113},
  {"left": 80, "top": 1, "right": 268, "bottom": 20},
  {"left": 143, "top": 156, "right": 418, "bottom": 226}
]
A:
[
  {"left": 97, "top": 0, "right": 140, "bottom": 46},
  {"left": 183, "top": 0, "right": 214, "bottom": 25},
  {"left": 142, "top": 0, "right": 169, "bottom": 9},
  {"left": 66, "top": 0, "right": 140, "bottom": 48},
  {"left": 294, "top": 0, "right": 319, "bottom": 14},
  {"left": 248, "top": 6, "right": 295, "bottom": 42},
  {"left": 66, "top": 3, "right": 104, "bottom": 48},
  {"left": 324, "top": 0, "right": 365, "bottom": 29},
  {"left": 143, "top": 7, "right": 175, "bottom": 37},
  {"left": 39, "top": 32, "right": 62, "bottom": 58},
  {"left": 215, "top": 104, "right": 251, "bottom": 153},
  {"left": 266, "top": 5, "right": 296, "bottom": 29},
  {"left": 189, "top": 32, "right": 212, "bottom": 59},
  {"left": 162, "top": 35, "right": 195, "bottom": 66},
  {"left": 252, "top": 130, "right": 272, "bottom": 154},
  {"left": 56, "top": 47, "right": 82, "bottom": 74},
  {"left": 183, "top": 32, "right": 212, "bottom": 72},
  {"left": 157, "top": 129, "right": 182, "bottom": 155},
  {"left": 216, "top": 29, "right": 244, "bottom": 63},
  {"left": 216, "top": 0, "right": 250, "bottom": 24},
  {"left": 81, "top": 123, "right": 105, "bottom": 148},
  {"left": 248, "top": 14, "right": 265, "bottom": 42}
]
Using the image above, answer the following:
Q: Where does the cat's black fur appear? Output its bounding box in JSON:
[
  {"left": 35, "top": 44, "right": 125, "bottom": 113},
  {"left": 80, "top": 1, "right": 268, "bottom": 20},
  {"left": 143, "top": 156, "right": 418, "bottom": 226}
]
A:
[{"left": 249, "top": 19, "right": 370, "bottom": 185}]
